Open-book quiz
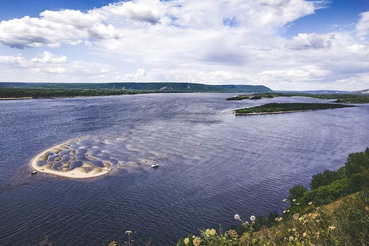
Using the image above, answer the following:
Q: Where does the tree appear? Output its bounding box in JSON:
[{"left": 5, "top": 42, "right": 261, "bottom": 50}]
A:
[{"left": 288, "top": 185, "right": 308, "bottom": 203}]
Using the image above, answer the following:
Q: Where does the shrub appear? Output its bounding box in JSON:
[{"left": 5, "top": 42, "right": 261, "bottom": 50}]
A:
[{"left": 288, "top": 185, "right": 308, "bottom": 203}]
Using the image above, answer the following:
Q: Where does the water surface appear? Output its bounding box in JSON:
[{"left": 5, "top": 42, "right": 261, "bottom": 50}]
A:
[{"left": 0, "top": 93, "right": 368, "bottom": 245}]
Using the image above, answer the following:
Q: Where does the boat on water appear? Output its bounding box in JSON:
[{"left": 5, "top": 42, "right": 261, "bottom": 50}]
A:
[
  {"left": 151, "top": 164, "right": 159, "bottom": 168},
  {"left": 31, "top": 170, "right": 37, "bottom": 175}
]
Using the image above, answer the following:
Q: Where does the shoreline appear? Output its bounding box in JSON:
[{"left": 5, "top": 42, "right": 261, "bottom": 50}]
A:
[
  {"left": 235, "top": 109, "right": 315, "bottom": 116},
  {"left": 30, "top": 138, "right": 112, "bottom": 179}
]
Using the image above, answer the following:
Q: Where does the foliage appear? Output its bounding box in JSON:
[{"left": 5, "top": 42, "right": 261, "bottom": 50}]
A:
[
  {"left": 0, "top": 82, "right": 273, "bottom": 94},
  {"left": 173, "top": 189, "right": 368, "bottom": 246},
  {"left": 226, "top": 92, "right": 369, "bottom": 104},
  {"left": 234, "top": 103, "right": 354, "bottom": 115},
  {"left": 310, "top": 168, "right": 345, "bottom": 190},
  {"left": 288, "top": 185, "right": 309, "bottom": 203},
  {"left": 0, "top": 88, "right": 146, "bottom": 98}
]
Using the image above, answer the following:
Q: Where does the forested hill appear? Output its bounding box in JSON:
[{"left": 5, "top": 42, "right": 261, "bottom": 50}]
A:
[{"left": 0, "top": 82, "right": 273, "bottom": 93}]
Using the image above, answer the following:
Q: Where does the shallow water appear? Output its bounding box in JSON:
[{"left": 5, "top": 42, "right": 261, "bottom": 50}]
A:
[{"left": 0, "top": 93, "right": 368, "bottom": 245}]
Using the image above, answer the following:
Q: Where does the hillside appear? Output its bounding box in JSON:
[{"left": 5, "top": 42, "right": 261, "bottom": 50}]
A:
[
  {"left": 0, "top": 82, "right": 273, "bottom": 93},
  {"left": 353, "top": 89, "right": 369, "bottom": 94}
]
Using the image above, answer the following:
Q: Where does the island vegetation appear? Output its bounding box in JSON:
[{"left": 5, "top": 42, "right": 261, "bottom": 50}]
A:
[
  {"left": 234, "top": 103, "right": 354, "bottom": 115},
  {"left": 227, "top": 92, "right": 369, "bottom": 104}
]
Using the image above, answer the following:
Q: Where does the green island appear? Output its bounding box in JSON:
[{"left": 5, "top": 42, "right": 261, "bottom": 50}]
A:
[
  {"left": 234, "top": 103, "right": 354, "bottom": 115},
  {"left": 96, "top": 149, "right": 369, "bottom": 246},
  {"left": 227, "top": 92, "right": 369, "bottom": 104}
]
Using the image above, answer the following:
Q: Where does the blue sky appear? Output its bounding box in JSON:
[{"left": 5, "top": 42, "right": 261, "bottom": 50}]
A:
[{"left": 0, "top": 0, "right": 368, "bottom": 90}]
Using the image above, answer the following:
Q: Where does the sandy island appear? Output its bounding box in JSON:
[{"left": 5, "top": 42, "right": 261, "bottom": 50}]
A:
[{"left": 31, "top": 138, "right": 112, "bottom": 179}]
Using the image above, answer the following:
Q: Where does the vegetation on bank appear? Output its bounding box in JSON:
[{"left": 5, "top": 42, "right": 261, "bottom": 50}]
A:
[
  {"left": 0, "top": 82, "right": 273, "bottom": 94},
  {"left": 100, "top": 149, "right": 369, "bottom": 246},
  {"left": 0, "top": 88, "right": 149, "bottom": 98},
  {"left": 234, "top": 103, "right": 354, "bottom": 115},
  {"left": 227, "top": 92, "right": 369, "bottom": 104},
  {"left": 171, "top": 149, "right": 369, "bottom": 246}
]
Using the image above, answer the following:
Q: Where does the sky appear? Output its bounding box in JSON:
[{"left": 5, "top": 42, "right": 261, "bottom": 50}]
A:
[{"left": 0, "top": 0, "right": 368, "bottom": 91}]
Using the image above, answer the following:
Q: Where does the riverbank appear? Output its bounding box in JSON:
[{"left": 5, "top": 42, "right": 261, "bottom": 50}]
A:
[
  {"left": 31, "top": 138, "right": 112, "bottom": 179},
  {"left": 235, "top": 103, "right": 354, "bottom": 115}
]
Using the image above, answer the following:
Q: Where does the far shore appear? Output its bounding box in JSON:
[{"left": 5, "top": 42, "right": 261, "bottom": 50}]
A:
[
  {"left": 235, "top": 109, "right": 315, "bottom": 116},
  {"left": 30, "top": 138, "right": 112, "bottom": 179}
]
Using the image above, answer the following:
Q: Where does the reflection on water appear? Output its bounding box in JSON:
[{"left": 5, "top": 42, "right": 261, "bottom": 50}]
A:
[{"left": 0, "top": 94, "right": 369, "bottom": 245}]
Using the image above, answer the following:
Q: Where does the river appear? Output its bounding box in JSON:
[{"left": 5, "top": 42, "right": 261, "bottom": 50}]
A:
[{"left": 0, "top": 93, "right": 368, "bottom": 245}]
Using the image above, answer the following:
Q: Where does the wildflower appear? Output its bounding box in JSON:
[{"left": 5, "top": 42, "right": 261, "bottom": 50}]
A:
[
  {"left": 205, "top": 229, "right": 216, "bottom": 236},
  {"left": 234, "top": 214, "right": 240, "bottom": 220},
  {"left": 184, "top": 238, "right": 189, "bottom": 245},
  {"left": 292, "top": 199, "right": 296, "bottom": 202},
  {"left": 296, "top": 203, "right": 300, "bottom": 205},
  {"left": 226, "top": 230, "right": 239, "bottom": 238},
  {"left": 308, "top": 201, "right": 313, "bottom": 205},
  {"left": 303, "top": 232, "right": 307, "bottom": 237},
  {"left": 287, "top": 210, "right": 290, "bottom": 213},
  {"left": 329, "top": 225, "right": 336, "bottom": 231},
  {"left": 250, "top": 215, "right": 256, "bottom": 222},
  {"left": 193, "top": 237, "right": 202, "bottom": 246},
  {"left": 293, "top": 213, "right": 299, "bottom": 220},
  {"left": 125, "top": 231, "right": 132, "bottom": 234},
  {"left": 282, "top": 199, "right": 287, "bottom": 202},
  {"left": 278, "top": 217, "right": 283, "bottom": 221},
  {"left": 316, "top": 220, "right": 321, "bottom": 223},
  {"left": 289, "top": 236, "right": 294, "bottom": 241},
  {"left": 283, "top": 210, "right": 286, "bottom": 214}
]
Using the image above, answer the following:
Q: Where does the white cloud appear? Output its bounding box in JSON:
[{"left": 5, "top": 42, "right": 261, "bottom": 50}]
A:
[
  {"left": 0, "top": 55, "right": 25, "bottom": 65},
  {"left": 0, "top": 1, "right": 368, "bottom": 90},
  {"left": 0, "top": 52, "right": 110, "bottom": 82},
  {"left": 285, "top": 33, "right": 334, "bottom": 50},
  {"left": 356, "top": 11, "right": 369, "bottom": 37},
  {"left": 122, "top": 68, "right": 147, "bottom": 80},
  {"left": 102, "top": 1, "right": 162, "bottom": 24},
  {"left": 31, "top": 51, "right": 67, "bottom": 63}
]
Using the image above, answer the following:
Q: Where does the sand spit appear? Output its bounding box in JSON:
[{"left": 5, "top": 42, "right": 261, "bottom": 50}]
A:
[{"left": 31, "top": 138, "right": 112, "bottom": 179}]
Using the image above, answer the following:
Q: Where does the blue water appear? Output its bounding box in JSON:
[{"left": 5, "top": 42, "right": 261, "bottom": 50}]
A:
[{"left": 0, "top": 93, "right": 368, "bottom": 245}]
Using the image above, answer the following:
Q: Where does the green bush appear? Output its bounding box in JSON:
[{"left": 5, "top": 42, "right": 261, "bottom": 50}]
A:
[
  {"left": 288, "top": 185, "right": 308, "bottom": 203},
  {"left": 310, "top": 168, "right": 345, "bottom": 190},
  {"left": 345, "top": 150, "right": 369, "bottom": 177}
]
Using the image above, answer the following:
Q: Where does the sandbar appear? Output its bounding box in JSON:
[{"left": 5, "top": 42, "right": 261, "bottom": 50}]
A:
[{"left": 31, "top": 138, "right": 112, "bottom": 179}]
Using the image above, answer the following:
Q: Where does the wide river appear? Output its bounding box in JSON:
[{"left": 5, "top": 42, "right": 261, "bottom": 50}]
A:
[{"left": 0, "top": 93, "right": 368, "bottom": 245}]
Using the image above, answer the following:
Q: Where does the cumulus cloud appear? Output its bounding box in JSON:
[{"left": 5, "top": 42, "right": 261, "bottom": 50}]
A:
[
  {"left": 0, "top": 55, "right": 25, "bottom": 66},
  {"left": 0, "top": 0, "right": 320, "bottom": 49},
  {"left": 31, "top": 51, "right": 67, "bottom": 63},
  {"left": 356, "top": 11, "right": 369, "bottom": 37},
  {"left": 0, "top": 1, "right": 368, "bottom": 90},
  {"left": 0, "top": 52, "right": 110, "bottom": 81},
  {"left": 285, "top": 33, "right": 334, "bottom": 50}
]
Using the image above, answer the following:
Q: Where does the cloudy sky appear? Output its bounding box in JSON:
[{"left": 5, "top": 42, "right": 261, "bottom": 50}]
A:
[{"left": 0, "top": 0, "right": 368, "bottom": 90}]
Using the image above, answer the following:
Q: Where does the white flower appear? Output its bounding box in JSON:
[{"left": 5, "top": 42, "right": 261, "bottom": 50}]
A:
[
  {"left": 250, "top": 215, "right": 256, "bottom": 222},
  {"left": 234, "top": 214, "right": 240, "bottom": 220}
]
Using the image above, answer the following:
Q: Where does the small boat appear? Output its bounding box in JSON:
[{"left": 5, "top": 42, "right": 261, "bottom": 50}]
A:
[
  {"left": 151, "top": 164, "right": 159, "bottom": 168},
  {"left": 31, "top": 170, "right": 37, "bottom": 175}
]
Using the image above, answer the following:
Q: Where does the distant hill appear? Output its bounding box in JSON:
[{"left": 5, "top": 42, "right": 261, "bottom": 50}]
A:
[
  {"left": 0, "top": 82, "right": 273, "bottom": 93},
  {"left": 275, "top": 90, "right": 350, "bottom": 94},
  {"left": 352, "top": 89, "right": 369, "bottom": 94}
]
